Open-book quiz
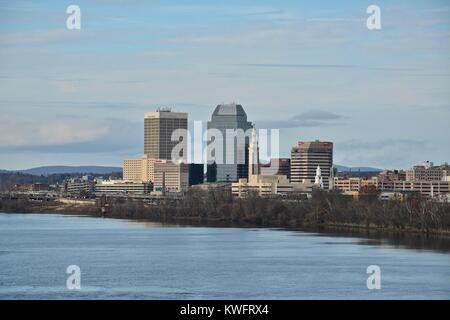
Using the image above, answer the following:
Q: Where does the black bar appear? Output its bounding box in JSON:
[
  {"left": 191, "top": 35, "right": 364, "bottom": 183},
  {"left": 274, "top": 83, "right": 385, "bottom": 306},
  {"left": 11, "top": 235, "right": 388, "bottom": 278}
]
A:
[{"left": 0, "top": 300, "right": 447, "bottom": 319}]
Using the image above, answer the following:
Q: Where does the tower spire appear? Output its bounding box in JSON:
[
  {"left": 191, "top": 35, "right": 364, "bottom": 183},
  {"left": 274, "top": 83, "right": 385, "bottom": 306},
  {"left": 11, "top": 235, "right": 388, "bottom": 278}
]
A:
[
  {"left": 315, "top": 165, "right": 323, "bottom": 189},
  {"left": 248, "top": 127, "right": 259, "bottom": 181}
]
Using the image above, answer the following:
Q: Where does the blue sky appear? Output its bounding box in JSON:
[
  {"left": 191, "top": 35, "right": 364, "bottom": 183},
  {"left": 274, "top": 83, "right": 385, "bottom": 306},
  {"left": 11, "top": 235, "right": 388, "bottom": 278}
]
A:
[{"left": 0, "top": 0, "right": 449, "bottom": 170}]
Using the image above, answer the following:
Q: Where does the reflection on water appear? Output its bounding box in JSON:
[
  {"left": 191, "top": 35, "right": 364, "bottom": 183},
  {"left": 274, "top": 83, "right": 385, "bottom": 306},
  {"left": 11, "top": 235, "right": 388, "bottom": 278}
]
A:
[
  {"left": 306, "top": 227, "right": 450, "bottom": 253},
  {"left": 126, "top": 218, "right": 450, "bottom": 253},
  {"left": 0, "top": 213, "right": 449, "bottom": 300}
]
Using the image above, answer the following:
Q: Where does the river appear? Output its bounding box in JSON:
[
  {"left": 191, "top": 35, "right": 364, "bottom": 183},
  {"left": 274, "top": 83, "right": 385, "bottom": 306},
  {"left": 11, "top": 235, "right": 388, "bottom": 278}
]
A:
[{"left": 0, "top": 213, "right": 449, "bottom": 299}]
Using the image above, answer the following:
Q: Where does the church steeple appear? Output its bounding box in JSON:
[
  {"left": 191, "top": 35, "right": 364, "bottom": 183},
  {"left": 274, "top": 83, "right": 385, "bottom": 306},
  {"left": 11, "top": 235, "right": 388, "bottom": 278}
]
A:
[{"left": 315, "top": 165, "right": 323, "bottom": 189}]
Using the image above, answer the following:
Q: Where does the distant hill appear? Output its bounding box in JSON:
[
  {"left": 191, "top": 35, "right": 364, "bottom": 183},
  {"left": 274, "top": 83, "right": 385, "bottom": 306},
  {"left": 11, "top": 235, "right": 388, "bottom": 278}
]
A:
[
  {"left": 335, "top": 165, "right": 381, "bottom": 172},
  {"left": 2, "top": 166, "right": 123, "bottom": 176},
  {"left": 1, "top": 164, "right": 380, "bottom": 175}
]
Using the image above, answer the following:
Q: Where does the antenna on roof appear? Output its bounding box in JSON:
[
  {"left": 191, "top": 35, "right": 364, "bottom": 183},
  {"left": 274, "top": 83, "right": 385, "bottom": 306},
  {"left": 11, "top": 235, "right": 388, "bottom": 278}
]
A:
[{"left": 157, "top": 107, "right": 172, "bottom": 112}]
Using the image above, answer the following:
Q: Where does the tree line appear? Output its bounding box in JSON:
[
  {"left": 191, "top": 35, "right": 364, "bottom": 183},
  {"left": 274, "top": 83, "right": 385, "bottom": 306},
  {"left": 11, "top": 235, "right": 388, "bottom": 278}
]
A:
[
  {"left": 101, "top": 188, "right": 450, "bottom": 234},
  {"left": 1, "top": 184, "right": 449, "bottom": 234}
]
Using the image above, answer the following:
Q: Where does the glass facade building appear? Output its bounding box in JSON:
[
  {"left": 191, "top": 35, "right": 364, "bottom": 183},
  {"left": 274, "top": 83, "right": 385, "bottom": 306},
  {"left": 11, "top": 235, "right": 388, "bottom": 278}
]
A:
[{"left": 207, "top": 103, "right": 253, "bottom": 182}]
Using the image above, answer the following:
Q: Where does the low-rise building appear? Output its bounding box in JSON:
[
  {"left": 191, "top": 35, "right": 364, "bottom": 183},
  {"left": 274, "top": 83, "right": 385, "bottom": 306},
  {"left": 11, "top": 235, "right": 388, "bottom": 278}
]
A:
[
  {"left": 333, "top": 175, "right": 450, "bottom": 198},
  {"left": 123, "top": 156, "right": 189, "bottom": 193},
  {"left": 379, "top": 191, "right": 412, "bottom": 201},
  {"left": 405, "top": 161, "right": 448, "bottom": 182},
  {"left": 333, "top": 177, "right": 378, "bottom": 195},
  {"left": 153, "top": 160, "right": 189, "bottom": 193},
  {"left": 123, "top": 155, "right": 155, "bottom": 182},
  {"left": 65, "top": 178, "right": 94, "bottom": 196},
  {"left": 232, "top": 175, "right": 312, "bottom": 197},
  {"left": 95, "top": 180, "right": 152, "bottom": 195},
  {"left": 190, "top": 182, "right": 231, "bottom": 192},
  {"left": 377, "top": 170, "right": 406, "bottom": 182},
  {"left": 28, "top": 183, "right": 50, "bottom": 192},
  {"left": 379, "top": 180, "right": 450, "bottom": 198},
  {"left": 260, "top": 158, "right": 291, "bottom": 180}
]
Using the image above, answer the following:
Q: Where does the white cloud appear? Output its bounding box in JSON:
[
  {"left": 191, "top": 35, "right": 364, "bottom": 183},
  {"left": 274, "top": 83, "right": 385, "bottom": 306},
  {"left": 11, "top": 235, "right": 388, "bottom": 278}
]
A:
[{"left": 0, "top": 116, "right": 109, "bottom": 147}]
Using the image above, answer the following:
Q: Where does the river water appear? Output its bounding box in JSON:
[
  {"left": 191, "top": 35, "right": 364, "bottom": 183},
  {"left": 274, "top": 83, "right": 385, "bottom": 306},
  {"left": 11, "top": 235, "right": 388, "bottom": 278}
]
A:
[{"left": 0, "top": 213, "right": 449, "bottom": 299}]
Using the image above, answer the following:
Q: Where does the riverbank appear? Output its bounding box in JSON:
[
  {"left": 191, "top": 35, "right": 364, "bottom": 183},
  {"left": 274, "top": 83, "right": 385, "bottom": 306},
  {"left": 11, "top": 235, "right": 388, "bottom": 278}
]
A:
[
  {"left": 0, "top": 199, "right": 99, "bottom": 216},
  {"left": 1, "top": 192, "right": 450, "bottom": 239}
]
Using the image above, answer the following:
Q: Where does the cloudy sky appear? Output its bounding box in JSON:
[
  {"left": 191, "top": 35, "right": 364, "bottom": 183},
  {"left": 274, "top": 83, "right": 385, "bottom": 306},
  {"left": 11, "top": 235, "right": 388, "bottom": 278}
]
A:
[{"left": 0, "top": 0, "right": 449, "bottom": 170}]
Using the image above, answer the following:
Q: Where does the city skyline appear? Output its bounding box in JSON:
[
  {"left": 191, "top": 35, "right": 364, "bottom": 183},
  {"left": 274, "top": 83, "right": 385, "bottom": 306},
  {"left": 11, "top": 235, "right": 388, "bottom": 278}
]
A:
[
  {"left": 1, "top": 0, "right": 449, "bottom": 170},
  {"left": 0, "top": 101, "right": 447, "bottom": 172}
]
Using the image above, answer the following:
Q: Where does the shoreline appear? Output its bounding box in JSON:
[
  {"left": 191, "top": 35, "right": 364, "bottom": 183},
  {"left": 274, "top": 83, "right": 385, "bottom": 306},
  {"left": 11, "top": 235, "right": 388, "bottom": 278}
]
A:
[
  {"left": 3, "top": 209, "right": 450, "bottom": 254},
  {"left": 2, "top": 200, "right": 450, "bottom": 239}
]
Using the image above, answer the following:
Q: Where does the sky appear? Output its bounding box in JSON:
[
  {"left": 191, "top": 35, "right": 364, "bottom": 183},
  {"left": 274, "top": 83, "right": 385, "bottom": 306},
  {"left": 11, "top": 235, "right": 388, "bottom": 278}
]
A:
[{"left": 0, "top": 0, "right": 449, "bottom": 170}]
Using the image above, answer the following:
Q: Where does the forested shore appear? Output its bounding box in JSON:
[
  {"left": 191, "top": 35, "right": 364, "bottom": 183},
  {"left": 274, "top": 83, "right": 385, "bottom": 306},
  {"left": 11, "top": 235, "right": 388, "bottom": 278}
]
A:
[{"left": 1, "top": 189, "right": 450, "bottom": 236}]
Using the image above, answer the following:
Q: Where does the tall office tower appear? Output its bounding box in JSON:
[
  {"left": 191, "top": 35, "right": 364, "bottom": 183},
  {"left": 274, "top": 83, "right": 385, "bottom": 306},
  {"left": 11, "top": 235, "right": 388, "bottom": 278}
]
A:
[
  {"left": 207, "top": 103, "right": 253, "bottom": 182},
  {"left": 144, "top": 108, "right": 188, "bottom": 161},
  {"left": 291, "top": 140, "right": 333, "bottom": 189}
]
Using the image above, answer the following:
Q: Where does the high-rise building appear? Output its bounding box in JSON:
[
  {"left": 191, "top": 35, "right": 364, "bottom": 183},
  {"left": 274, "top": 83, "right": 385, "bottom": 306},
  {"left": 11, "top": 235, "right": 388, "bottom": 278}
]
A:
[
  {"left": 207, "top": 103, "right": 253, "bottom": 182},
  {"left": 144, "top": 108, "right": 188, "bottom": 160},
  {"left": 291, "top": 140, "right": 333, "bottom": 189}
]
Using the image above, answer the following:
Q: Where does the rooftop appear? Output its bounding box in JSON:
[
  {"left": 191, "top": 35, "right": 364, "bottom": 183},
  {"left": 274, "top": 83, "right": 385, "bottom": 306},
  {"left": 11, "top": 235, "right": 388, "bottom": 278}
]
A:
[{"left": 212, "top": 103, "right": 247, "bottom": 117}]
